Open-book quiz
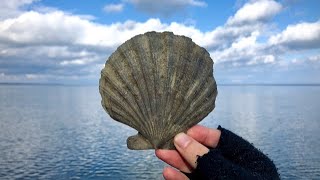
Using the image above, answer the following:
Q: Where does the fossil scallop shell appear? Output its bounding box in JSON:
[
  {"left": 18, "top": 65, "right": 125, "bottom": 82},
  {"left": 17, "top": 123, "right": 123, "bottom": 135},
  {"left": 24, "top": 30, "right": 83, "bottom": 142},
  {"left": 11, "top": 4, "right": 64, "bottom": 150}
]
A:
[{"left": 99, "top": 31, "right": 217, "bottom": 150}]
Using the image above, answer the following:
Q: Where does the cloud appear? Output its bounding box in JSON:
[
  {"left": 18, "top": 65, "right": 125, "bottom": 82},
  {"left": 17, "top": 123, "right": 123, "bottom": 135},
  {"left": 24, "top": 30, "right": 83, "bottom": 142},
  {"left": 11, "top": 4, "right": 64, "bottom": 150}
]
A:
[
  {"left": 227, "top": 0, "right": 282, "bottom": 26},
  {"left": 269, "top": 21, "right": 320, "bottom": 50},
  {"left": 125, "top": 0, "right": 206, "bottom": 16},
  {"left": 0, "top": 0, "right": 40, "bottom": 20},
  {"left": 103, "top": 3, "right": 124, "bottom": 13},
  {"left": 0, "top": 11, "right": 82, "bottom": 46},
  {"left": 200, "top": 0, "right": 283, "bottom": 66},
  {"left": 0, "top": 9, "right": 207, "bottom": 83},
  {"left": 290, "top": 54, "right": 320, "bottom": 66},
  {"left": 308, "top": 55, "right": 320, "bottom": 63},
  {"left": 209, "top": 31, "right": 278, "bottom": 66},
  {"left": 0, "top": 0, "right": 319, "bottom": 84},
  {"left": 0, "top": 9, "right": 211, "bottom": 51}
]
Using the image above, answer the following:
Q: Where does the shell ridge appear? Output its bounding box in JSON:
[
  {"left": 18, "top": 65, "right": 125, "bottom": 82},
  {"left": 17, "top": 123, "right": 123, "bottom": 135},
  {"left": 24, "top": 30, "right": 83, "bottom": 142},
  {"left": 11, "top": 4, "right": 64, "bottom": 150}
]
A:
[
  {"left": 117, "top": 48, "right": 151, "bottom": 136},
  {"left": 168, "top": 42, "right": 200, "bottom": 130},
  {"left": 101, "top": 63, "right": 145, "bottom": 126},
  {"left": 164, "top": 61, "right": 179, "bottom": 135},
  {"left": 186, "top": 84, "right": 217, "bottom": 125},
  {"left": 136, "top": 35, "right": 158, "bottom": 140},
  {"left": 188, "top": 79, "right": 215, "bottom": 114},
  {"left": 145, "top": 35, "right": 159, "bottom": 140},
  {"left": 160, "top": 33, "right": 176, "bottom": 140},
  {"left": 99, "top": 83, "right": 113, "bottom": 117},
  {"left": 165, "top": 38, "right": 199, "bottom": 135},
  {"left": 176, "top": 63, "right": 214, "bottom": 127},
  {"left": 173, "top": 52, "right": 210, "bottom": 126},
  {"left": 139, "top": 35, "right": 157, "bottom": 121},
  {"left": 145, "top": 32, "right": 159, "bottom": 114},
  {"left": 155, "top": 48, "right": 164, "bottom": 137},
  {"left": 110, "top": 55, "right": 150, "bottom": 130},
  {"left": 129, "top": 39, "right": 152, "bottom": 117},
  {"left": 106, "top": 100, "right": 137, "bottom": 128},
  {"left": 156, "top": 33, "right": 174, "bottom": 141},
  {"left": 99, "top": 81, "right": 139, "bottom": 130},
  {"left": 162, "top": 56, "right": 183, "bottom": 130},
  {"left": 164, "top": 49, "right": 189, "bottom": 131},
  {"left": 99, "top": 32, "right": 217, "bottom": 150},
  {"left": 130, "top": 37, "right": 156, "bottom": 139},
  {"left": 178, "top": 78, "right": 216, "bottom": 129},
  {"left": 105, "top": 61, "right": 147, "bottom": 131},
  {"left": 154, "top": 33, "right": 174, "bottom": 143},
  {"left": 100, "top": 77, "right": 140, "bottom": 127},
  {"left": 151, "top": 35, "right": 164, "bottom": 139},
  {"left": 162, "top": 34, "right": 174, "bottom": 118}
]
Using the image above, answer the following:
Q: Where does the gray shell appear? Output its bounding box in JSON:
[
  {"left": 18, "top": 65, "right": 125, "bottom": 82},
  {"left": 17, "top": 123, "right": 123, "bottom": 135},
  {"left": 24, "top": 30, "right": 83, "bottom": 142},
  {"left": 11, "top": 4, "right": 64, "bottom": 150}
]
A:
[{"left": 99, "top": 31, "right": 217, "bottom": 150}]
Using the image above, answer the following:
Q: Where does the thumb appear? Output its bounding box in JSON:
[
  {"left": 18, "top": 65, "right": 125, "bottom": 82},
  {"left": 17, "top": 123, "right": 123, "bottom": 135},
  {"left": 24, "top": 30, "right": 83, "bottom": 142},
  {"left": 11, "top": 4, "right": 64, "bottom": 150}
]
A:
[{"left": 174, "top": 133, "right": 209, "bottom": 168}]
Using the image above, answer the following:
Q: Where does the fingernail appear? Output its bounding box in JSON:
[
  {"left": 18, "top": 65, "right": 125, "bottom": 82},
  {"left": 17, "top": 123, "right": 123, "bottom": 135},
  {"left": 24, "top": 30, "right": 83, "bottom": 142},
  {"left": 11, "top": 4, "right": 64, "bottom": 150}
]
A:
[{"left": 174, "top": 133, "right": 191, "bottom": 148}]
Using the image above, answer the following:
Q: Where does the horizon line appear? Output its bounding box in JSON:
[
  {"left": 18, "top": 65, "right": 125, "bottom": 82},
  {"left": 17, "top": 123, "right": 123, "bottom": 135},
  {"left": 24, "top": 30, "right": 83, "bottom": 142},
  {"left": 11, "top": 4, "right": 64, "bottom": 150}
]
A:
[{"left": 1, "top": 82, "right": 320, "bottom": 86}]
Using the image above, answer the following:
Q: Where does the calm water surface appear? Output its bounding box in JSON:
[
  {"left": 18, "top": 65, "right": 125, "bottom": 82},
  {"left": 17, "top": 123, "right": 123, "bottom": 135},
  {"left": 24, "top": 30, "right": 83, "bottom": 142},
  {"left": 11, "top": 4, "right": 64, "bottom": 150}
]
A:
[{"left": 0, "top": 85, "right": 319, "bottom": 179}]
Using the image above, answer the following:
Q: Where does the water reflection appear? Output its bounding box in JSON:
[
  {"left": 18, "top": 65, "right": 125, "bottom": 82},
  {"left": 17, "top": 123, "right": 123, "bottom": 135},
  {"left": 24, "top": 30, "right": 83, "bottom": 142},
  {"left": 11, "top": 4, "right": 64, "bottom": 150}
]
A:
[{"left": 0, "top": 85, "right": 319, "bottom": 179}]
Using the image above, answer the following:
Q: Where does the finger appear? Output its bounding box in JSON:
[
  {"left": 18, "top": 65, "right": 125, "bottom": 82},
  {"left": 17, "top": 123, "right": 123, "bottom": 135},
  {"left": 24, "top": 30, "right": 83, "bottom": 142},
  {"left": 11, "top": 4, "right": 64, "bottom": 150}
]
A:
[
  {"left": 163, "top": 167, "right": 189, "bottom": 180},
  {"left": 155, "top": 149, "right": 193, "bottom": 173},
  {"left": 174, "top": 133, "right": 209, "bottom": 168},
  {"left": 187, "top": 125, "right": 221, "bottom": 148}
]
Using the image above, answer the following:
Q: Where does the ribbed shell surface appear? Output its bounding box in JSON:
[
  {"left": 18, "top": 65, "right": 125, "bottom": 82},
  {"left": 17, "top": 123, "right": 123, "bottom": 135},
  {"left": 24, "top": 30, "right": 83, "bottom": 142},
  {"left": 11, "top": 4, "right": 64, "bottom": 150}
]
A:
[{"left": 99, "top": 31, "right": 217, "bottom": 150}]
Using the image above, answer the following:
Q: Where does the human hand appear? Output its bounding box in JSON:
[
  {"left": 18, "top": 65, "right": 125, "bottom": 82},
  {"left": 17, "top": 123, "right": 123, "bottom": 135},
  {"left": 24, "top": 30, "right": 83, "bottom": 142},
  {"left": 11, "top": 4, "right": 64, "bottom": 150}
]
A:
[
  {"left": 156, "top": 125, "right": 279, "bottom": 180},
  {"left": 155, "top": 125, "right": 221, "bottom": 180}
]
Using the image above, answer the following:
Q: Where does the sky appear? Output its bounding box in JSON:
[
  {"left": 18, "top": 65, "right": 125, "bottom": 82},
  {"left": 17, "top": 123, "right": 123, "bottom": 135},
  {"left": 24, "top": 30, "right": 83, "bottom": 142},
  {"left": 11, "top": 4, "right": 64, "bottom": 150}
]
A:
[{"left": 0, "top": 0, "right": 319, "bottom": 84}]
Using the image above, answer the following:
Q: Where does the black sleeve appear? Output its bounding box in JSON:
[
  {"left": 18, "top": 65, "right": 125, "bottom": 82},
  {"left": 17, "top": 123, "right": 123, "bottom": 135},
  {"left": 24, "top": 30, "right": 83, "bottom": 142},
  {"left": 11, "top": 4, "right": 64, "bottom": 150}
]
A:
[{"left": 185, "top": 126, "right": 280, "bottom": 180}]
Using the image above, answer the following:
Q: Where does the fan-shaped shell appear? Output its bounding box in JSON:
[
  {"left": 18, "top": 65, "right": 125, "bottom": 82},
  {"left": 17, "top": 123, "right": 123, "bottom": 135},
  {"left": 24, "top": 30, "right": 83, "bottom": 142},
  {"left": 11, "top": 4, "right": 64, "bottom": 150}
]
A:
[{"left": 99, "top": 31, "right": 217, "bottom": 150}]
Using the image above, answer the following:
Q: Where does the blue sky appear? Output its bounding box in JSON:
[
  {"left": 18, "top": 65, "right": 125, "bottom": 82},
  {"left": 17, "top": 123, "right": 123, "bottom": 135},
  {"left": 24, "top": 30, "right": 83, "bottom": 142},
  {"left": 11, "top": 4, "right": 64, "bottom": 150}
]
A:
[{"left": 0, "top": 0, "right": 319, "bottom": 84}]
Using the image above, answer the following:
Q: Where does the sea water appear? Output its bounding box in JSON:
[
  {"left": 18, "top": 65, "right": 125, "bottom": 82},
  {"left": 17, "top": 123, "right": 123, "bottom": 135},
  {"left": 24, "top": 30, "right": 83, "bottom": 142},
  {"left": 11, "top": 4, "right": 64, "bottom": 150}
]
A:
[{"left": 0, "top": 84, "right": 319, "bottom": 179}]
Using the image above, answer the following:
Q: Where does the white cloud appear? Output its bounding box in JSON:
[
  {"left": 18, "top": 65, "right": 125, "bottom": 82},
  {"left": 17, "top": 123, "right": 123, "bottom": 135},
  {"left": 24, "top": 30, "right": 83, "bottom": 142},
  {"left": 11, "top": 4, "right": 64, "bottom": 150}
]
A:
[
  {"left": 0, "top": 0, "right": 282, "bottom": 83},
  {"left": 227, "top": 0, "right": 282, "bottom": 26},
  {"left": 25, "top": 73, "right": 39, "bottom": 79},
  {"left": 0, "top": 10, "right": 214, "bottom": 49},
  {"left": 0, "top": 9, "right": 211, "bottom": 83},
  {"left": 103, "top": 3, "right": 124, "bottom": 13},
  {"left": 0, "top": 11, "right": 81, "bottom": 46},
  {"left": 246, "top": 55, "right": 275, "bottom": 65},
  {"left": 231, "top": 31, "right": 260, "bottom": 50},
  {"left": 127, "top": 0, "right": 206, "bottom": 7},
  {"left": 308, "top": 55, "right": 320, "bottom": 62},
  {"left": 59, "top": 56, "right": 100, "bottom": 66},
  {"left": 125, "top": 0, "right": 206, "bottom": 16},
  {"left": 209, "top": 31, "right": 275, "bottom": 65},
  {"left": 269, "top": 21, "right": 320, "bottom": 50},
  {"left": 0, "top": 0, "right": 39, "bottom": 20},
  {"left": 278, "top": 54, "right": 320, "bottom": 73},
  {"left": 0, "top": 0, "right": 319, "bottom": 84},
  {"left": 186, "top": 0, "right": 207, "bottom": 7}
]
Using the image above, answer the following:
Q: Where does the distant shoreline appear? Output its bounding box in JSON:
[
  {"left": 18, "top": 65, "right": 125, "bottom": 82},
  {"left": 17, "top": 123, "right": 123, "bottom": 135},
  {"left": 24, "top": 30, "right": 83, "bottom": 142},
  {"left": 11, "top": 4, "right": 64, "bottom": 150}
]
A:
[
  {"left": 0, "top": 82, "right": 96, "bottom": 86},
  {"left": 1, "top": 82, "right": 320, "bottom": 86}
]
